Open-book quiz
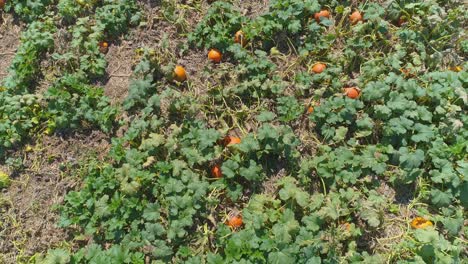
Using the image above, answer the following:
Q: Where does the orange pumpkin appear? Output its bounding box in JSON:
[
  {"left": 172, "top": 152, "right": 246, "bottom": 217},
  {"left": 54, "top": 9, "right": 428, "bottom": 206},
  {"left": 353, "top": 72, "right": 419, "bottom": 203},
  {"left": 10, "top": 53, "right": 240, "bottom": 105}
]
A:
[
  {"left": 411, "top": 216, "right": 433, "bottom": 229},
  {"left": 349, "top": 11, "right": 363, "bottom": 25},
  {"left": 397, "top": 17, "right": 407, "bottom": 26},
  {"left": 223, "top": 135, "right": 241, "bottom": 146},
  {"left": 411, "top": 217, "right": 433, "bottom": 229},
  {"left": 341, "top": 222, "right": 351, "bottom": 231},
  {"left": 208, "top": 49, "right": 222, "bottom": 63},
  {"left": 344, "top": 87, "right": 360, "bottom": 99},
  {"left": 314, "top": 10, "right": 330, "bottom": 23},
  {"left": 234, "top": 30, "right": 248, "bottom": 47},
  {"left": 227, "top": 215, "right": 243, "bottom": 228},
  {"left": 400, "top": 68, "right": 416, "bottom": 78},
  {"left": 211, "top": 164, "right": 222, "bottom": 178},
  {"left": 311, "top": 63, "right": 326, "bottom": 74},
  {"left": 98, "top": 41, "right": 109, "bottom": 54},
  {"left": 449, "top": 66, "right": 463, "bottom": 72},
  {"left": 174, "top": 65, "right": 187, "bottom": 82}
]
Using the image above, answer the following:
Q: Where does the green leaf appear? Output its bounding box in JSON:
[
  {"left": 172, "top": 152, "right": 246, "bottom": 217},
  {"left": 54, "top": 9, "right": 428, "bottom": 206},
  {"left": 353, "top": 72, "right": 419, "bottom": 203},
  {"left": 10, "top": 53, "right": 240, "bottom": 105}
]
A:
[
  {"left": 221, "top": 160, "right": 239, "bottom": 179},
  {"left": 271, "top": 209, "right": 299, "bottom": 244},
  {"left": 143, "top": 202, "right": 161, "bottom": 220},
  {"left": 460, "top": 181, "right": 468, "bottom": 208},
  {"left": 321, "top": 205, "right": 340, "bottom": 220},
  {"left": 413, "top": 229, "right": 439, "bottom": 244},
  {"left": 151, "top": 240, "right": 173, "bottom": 258},
  {"left": 256, "top": 111, "right": 276, "bottom": 122},
  {"left": 411, "top": 124, "right": 435, "bottom": 143},
  {"left": 295, "top": 191, "right": 310, "bottom": 208},
  {"left": 139, "top": 133, "right": 165, "bottom": 151},
  {"left": 277, "top": 96, "right": 303, "bottom": 122},
  {"left": 239, "top": 160, "right": 263, "bottom": 181},
  {"left": 94, "top": 195, "right": 110, "bottom": 218},
  {"left": 455, "top": 161, "right": 468, "bottom": 177},
  {"left": 198, "top": 128, "right": 220, "bottom": 150},
  {"left": 398, "top": 147, "right": 425, "bottom": 170},
  {"left": 301, "top": 214, "right": 323, "bottom": 233},
  {"left": 441, "top": 217, "right": 463, "bottom": 236},
  {"left": 258, "top": 124, "right": 279, "bottom": 140},
  {"left": 333, "top": 126, "right": 348, "bottom": 141},
  {"left": 360, "top": 208, "right": 381, "bottom": 227},
  {"left": 430, "top": 188, "right": 452, "bottom": 207},
  {"left": 142, "top": 223, "right": 165, "bottom": 241},
  {"left": 278, "top": 177, "right": 310, "bottom": 207},
  {"left": 237, "top": 135, "right": 260, "bottom": 153},
  {"left": 268, "top": 251, "right": 296, "bottom": 264},
  {"left": 42, "top": 249, "right": 70, "bottom": 264}
]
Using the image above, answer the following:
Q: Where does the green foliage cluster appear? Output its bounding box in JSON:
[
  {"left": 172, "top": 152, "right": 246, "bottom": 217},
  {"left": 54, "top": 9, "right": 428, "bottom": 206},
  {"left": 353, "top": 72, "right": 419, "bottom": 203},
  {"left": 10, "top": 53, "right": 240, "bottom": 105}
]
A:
[
  {"left": 4, "top": 0, "right": 54, "bottom": 22},
  {"left": 3, "top": 18, "right": 55, "bottom": 94},
  {"left": 0, "top": 0, "right": 141, "bottom": 157}
]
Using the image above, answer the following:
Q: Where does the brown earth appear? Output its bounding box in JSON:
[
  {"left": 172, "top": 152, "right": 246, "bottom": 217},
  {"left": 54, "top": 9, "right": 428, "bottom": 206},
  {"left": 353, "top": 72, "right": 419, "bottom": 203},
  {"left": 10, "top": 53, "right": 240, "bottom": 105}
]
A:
[
  {"left": 103, "top": 40, "right": 135, "bottom": 104},
  {"left": 0, "top": 131, "right": 110, "bottom": 263},
  {"left": 0, "top": 13, "right": 20, "bottom": 81}
]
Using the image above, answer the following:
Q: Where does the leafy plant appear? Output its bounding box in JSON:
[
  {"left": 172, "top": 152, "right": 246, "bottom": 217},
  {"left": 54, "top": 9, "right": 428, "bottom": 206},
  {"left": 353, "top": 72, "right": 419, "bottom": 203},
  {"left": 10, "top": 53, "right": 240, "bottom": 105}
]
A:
[{"left": 3, "top": 18, "right": 55, "bottom": 94}]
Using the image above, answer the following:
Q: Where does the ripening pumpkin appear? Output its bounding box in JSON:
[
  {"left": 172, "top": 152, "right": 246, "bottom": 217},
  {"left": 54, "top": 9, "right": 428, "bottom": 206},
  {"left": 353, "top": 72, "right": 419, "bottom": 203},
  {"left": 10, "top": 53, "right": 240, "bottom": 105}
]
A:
[
  {"left": 314, "top": 10, "right": 330, "bottom": 23},
  {"left": 411, "top": 217, "right": 433, "bottom": 229},
  {"left": 174, "top": 65, "right": 187, "bottom": 82},
  {"left": 99, "top": 41, "right": 109, "bottom": 54},
  {"left": 227, "top": 215, "right": 243, "bottom": 228},
  {"left": 307, "top": 106, "right": 314, "bottom": 114},
  {"left": 224, "top": 135, "right": 241, "bottom": 146},
  {"left": 344, "top": 87, "right": 360, "bottom": 99},
  {"left": 311, "top": 63, "right": 326, "bottom": 74},
  {"left": 449, "top": 66, "right": 463, "bottom": 72},
  {"left": 341, "top": 222, "right": 351, "bottom": 231},
  {"left": 397, "top": 17, "right": 407, "bottom": 26},
  {"left": 211, "top": 164, "right": 222, "bottom": 178},
  {"left": 400, "top": 68, "right": 416, "bottom": 78},
  {"left": 234, "top": 30, "right": 248, "bottom": 47},
  {"left": 349, "top": 11, "right": 363, "bottom": 25},
  {"left": 208, "top": 49, "right": 222, "bottom": 63}
]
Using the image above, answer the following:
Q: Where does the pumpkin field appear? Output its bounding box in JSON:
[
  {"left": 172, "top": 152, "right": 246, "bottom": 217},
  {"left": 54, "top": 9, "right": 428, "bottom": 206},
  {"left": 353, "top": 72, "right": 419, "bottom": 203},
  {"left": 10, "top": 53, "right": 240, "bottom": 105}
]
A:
[{"left": 0, "top": 0, "right": 467, "bottom": 263}]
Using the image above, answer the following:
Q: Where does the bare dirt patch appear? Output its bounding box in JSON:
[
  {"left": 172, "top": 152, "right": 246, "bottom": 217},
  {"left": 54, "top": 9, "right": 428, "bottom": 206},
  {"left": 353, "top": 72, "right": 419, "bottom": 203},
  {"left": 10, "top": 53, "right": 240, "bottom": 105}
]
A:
[
  {"left": 0, "top": 131, "right": 109, "bottom": 264},
  {"left": 234, "top": 0, "right": 270, "bottom": 18},
  {"left": 0, "top": 13, "right": 21, "bottom": 80},
  {"left": 262, "top": 168, "right": 285, "bottom": 196},
  {"left": 357, "top": 182, "right": 416, "bottom": 256},
  {"left": 104, "top": 40, "right": 135, "bottom": 104}
]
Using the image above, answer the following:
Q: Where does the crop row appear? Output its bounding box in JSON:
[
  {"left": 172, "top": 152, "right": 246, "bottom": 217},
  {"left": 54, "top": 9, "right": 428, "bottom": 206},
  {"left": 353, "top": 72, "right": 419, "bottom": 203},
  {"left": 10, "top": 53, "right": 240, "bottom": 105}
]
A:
[{"left": 1, "top": 0, "right": 141, "bottom": 157}]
